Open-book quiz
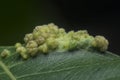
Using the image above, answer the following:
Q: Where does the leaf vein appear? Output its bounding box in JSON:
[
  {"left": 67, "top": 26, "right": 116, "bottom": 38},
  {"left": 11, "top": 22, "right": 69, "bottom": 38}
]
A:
[{"left": 0, "top": 61, "right": 16, "bottom": 80}]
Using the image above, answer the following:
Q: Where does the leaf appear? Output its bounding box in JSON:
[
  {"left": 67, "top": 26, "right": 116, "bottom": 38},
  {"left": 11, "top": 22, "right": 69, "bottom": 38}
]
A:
[{"left": 0, "top": 46, "right": 120, "bottom": 80}]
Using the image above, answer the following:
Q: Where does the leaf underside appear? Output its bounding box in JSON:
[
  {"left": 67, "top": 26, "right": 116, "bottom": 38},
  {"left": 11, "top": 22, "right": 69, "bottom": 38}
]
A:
[{"left": 0, "top": 46, "right": 120, "bottom": 80}]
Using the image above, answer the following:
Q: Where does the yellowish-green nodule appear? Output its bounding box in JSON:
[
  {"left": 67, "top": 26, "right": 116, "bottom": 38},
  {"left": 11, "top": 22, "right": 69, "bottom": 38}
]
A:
[
  {"left": 15, "top": 23, "right": 109, "bottom": 59},
  {"left": 92, "top": 35, "right": 109, "bottom": 52},
  {"left": 0, "top": 49, "right": 10, "bottom": 58},
  {"left": 16, "top": 46, "right": 28, "bottom": 59}
]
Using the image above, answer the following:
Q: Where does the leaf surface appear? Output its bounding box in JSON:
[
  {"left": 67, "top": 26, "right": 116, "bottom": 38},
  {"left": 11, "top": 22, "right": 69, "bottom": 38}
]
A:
[{"left": 0, "top": 46, "right": 120, "bottom": 80}]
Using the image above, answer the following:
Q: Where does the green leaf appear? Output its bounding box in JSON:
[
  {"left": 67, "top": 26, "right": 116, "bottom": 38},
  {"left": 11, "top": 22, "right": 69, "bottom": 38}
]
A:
[{"left": 0, "top": 46, "right": 120, "bottom": 80}]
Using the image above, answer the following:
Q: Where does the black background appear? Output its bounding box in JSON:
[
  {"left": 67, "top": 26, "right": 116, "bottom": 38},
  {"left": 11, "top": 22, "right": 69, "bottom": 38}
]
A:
[{"left": 0, "top": 0, "right": 120, "bottom": 54}]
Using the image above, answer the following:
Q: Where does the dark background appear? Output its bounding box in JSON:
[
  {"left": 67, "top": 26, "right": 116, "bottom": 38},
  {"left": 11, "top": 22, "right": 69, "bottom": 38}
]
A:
[{"left": 0, "top": 0, "right": 120, "bottom": 54}]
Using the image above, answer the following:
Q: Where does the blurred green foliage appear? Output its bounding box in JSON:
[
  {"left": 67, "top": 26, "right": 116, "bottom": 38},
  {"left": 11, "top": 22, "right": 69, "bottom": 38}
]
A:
[{"left": 0, "top": 0, "right": 67, "bottom": 45}]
